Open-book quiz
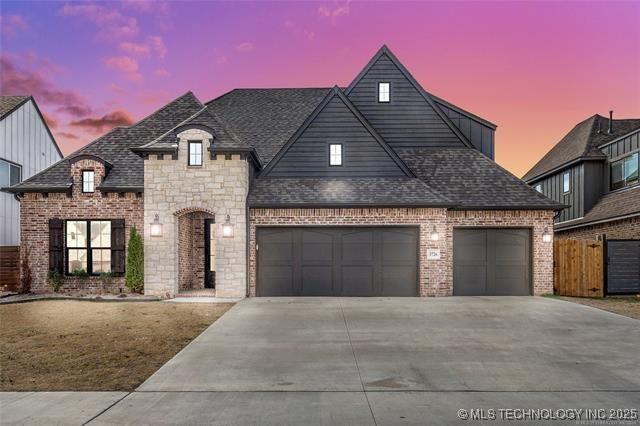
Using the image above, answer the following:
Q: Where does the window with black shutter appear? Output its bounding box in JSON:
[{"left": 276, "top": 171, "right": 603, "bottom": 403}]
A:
[
  {"left": 63, "top": 219, "right": 125, "bottom": 275},
  {"left": 49, "top": 219, "right": 64, "bottom": 273}
]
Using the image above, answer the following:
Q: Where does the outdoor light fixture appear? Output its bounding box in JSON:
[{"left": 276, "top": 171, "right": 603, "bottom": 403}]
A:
[
  {"left": 150, "top": 214, "right": 163, "bottom": 237},
  {"left": 430, "top": 225, "right": 439, "bottom": 241},
  {"left": 542, "top": 228, "right": 552, "bottom": 242},
  {"left": 222, "top": 214, "right": 234, "bottom": 238}
]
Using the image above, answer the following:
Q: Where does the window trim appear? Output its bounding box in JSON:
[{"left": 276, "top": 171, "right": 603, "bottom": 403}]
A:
[
  {"left": 64, "top": 219, "right": 112, "bottom": 276},
  {"left": 82, "top": 169, "right": 95, "bottom": 193},
  {"left": 188, "top": 141, "right": 203, "bottom": 166},
  {"left": 562, "top": 171, "right": 571, "bottom": 194},
  {"left": 0, "top": 157, "right": 22, "bottom": 187},
  {"left": 329, "top": 143, "right": 343, "bottom": 167},
  {"left": 610, "top": 152, "right": 639, "bottom": 191},
  {"left": 378, "top": 82, "right": 390, "bottom": 103}
]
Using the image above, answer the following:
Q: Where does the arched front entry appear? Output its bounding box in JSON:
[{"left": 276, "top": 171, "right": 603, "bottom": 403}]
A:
[{"left": 175, "top": 208, "right": 216, "bottom": 292}]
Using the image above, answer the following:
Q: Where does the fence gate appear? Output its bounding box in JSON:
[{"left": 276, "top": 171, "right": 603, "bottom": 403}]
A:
[
  {"left": 606, "top": 240, "right": 640, "bottom": 294},
  {"left": 554, "top": 239, "right": 603, "bottom": 297},
  {"left": 0, "top": 246, "right": 20, "bottom": 292}
]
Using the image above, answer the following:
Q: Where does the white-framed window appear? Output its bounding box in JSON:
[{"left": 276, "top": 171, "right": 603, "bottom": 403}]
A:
[
  {"left": 0, "top": 158, "right": 21, "bottom": 187},
  {"left": 610, "top": 152, "right": 639, "bottom": 190},
  {"left": 82, "top": 170, "right": 95, "bottom": 193},
  {"left": 188, "top": 141, "right": 203, "bottom": 166},
  {"left": 329, "top": 143, "right": 342, "bottom": 166},
  {"left": 378, "top": 82, "right": 390, "bottom": 103},
  {"left": 535, "top": 184, "right": 543, "bottom": 193},
  {"left": 562, "top": 171, "right": 571, "bottom": 193}
]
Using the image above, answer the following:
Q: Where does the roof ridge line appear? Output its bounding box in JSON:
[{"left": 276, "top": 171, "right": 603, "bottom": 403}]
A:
[
  {"left": 130, "top": 91, "right": 201, "bottom": 129},
  {"left": 137, "top": 106, "right": 208, "bottom": 149}
]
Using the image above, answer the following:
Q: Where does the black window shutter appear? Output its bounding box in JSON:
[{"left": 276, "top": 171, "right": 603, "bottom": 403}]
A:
[
  {"left": 111, "top": 219, "right": 126, "bottom": 275},
  {"left": 49, "top": 218, "right": 64, "bottom": 273}
]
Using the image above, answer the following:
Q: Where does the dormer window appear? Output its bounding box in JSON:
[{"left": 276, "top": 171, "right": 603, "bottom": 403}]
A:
[
  {"left": 562, "top": 171, "right": 571, "bottom": 193},
  {"left": 188, "top": 141, "right": 203, "bottom": 166},
  {"left": 82, "top": 170, "right": 95, "bottom": 193},
  {"left": 378, "top": 82, "right": 390, "bottom": 103},
  {"left": 329, "top": 144, "right": 342, "bottom": 166},
  {"left": 611, "top": 152, "right": 639, "bottom": 190}
]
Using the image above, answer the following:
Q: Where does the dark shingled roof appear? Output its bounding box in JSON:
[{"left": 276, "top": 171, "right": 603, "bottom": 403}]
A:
[
  {"left": 555, "top": 185, "right": 640, "bottom": 230},
  {"left": 8, "top": 92, "right": 203, "bottom": 192},
  {"left": 523, "top": 114, "right": 640, "bottom": 182},
  {"left": 138, "top": 106, "right": 253, "bottom": 154},
  {"left": 248, "top": 177, "right": 453, "bottom": 207},
  {"left": 0, "top": 95, "right": 30, "bottom": 119},
  {"left": 206, "top": 88, "right": 331, "bottom": 163},
  {"left": 396, "top": 147, "right": 565, "bottom": 210}
]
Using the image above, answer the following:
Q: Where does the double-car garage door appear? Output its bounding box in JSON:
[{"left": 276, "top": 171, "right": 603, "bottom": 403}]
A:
[
  {"left": 257, "top": 227, "right": 418, "bottom": 296},
  {"left": 256, "top": 226, "right": 532, "bottom": 297}
]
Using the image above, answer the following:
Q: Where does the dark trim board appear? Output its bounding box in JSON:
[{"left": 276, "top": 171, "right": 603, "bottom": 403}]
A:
[{"left": 256, "top": 225, "right": 419, "bottom": 297}]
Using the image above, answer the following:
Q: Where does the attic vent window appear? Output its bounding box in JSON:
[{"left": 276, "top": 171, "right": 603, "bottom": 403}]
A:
[
  {"left": 329, "top": 144, "right": 342, "bottom": 166},
  {"left": 535, "top": 184, "right": 543, "bottom": 193},
  {"left": 378, "top": 82, "right": 390, "bottom": 103},
  {"left": 82, "top": 170, "right": 95, "bottom": 193},
  {"left": 562, "top": 171, "right": 571, "bottom": 193}
]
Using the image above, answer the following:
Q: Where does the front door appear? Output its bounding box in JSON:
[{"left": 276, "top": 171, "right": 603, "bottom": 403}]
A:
[{"left": 204, "top": 219, "right": 215, "bottom": 289}]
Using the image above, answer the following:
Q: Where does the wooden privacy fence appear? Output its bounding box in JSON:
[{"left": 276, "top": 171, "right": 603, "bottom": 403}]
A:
[
  {"left": 554, "top": 239, "right": 603, "bottom": 297},
  {"left": 0, "top": 246, "right": 21, "bottom": 293}
]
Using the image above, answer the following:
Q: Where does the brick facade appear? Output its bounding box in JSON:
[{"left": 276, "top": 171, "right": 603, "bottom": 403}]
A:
[
  {"left": 555, "top": 216, "right": 640, "bottom": 240},
  {"left": 19, "top": 157, "right": 143, "bottom": 294},
  {"left": 249, "top": 208, "right": 555, "bottom": 297}
]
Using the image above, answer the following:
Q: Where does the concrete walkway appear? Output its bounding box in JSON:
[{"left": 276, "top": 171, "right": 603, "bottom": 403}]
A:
[{"left": 2, "top": 297, "right": 639, "bottom": 425}]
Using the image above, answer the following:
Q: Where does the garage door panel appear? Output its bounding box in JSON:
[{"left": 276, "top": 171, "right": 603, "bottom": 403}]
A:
[
  {"left": 342, "top": 230, "right": 374, "bottom": 263},
  {"left": 607, "top": 241, "right": 640, "bottom": 294},
  {"left": 260, "top": 230, "right": 294, "bottom": 263},
  {"left": 260, "top": 266, "right": 294, "bottom": 296},
  {"left": 382, "top": 230, "right": 417, "bottom": 264},
  {"left": 301, "top": 266, "right": 334, "bottom": 296},
  {"left": 381, "top": 266, "right": 417, "bottom": 296},
  {"left": 454, "top": 228, "right": 531, "bottom": 296},
  {"left": 301, "top": 230, "right": 333, "bottom": 264}
]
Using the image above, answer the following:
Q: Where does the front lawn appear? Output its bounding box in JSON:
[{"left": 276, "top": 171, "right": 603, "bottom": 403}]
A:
[
  {"left": 556, "top": 295, "right": 640, "bottom": 320},
  {"left": 0, "top": 300, "right": 233, "bottom": 391}
]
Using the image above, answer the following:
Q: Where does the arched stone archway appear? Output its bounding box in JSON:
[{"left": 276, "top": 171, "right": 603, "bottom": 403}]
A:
[{"left": 176, "top": 209, "right": 216, "bottom": 292}]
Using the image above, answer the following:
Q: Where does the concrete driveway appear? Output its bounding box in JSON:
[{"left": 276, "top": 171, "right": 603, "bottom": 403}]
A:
[{"left": 87, "top": 297, "right": 639, "bottom": 425}]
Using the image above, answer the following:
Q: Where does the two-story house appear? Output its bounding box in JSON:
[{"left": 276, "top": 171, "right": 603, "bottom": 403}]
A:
[
  {"left": 523, "top": 113, "right": 640, "bottom": 293},
  {"left": 1, "top": 95, "right": 63, "bottom": 291},
  {"left": 6, "top": 46, "right": 562, "bottom": 298}
]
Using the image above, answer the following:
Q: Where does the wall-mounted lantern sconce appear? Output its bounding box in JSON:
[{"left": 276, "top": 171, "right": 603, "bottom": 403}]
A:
[
  {"left": 150, "top": 214, "right": 163, "bottom": 237},
  {"left": 430, "top": 225, "right": 439, "bottom": 241},
  {"left": 542, "top": 228, "right": 552, "bottom": 243},
  {"left": 222, "top": 214, "right": 234, "bottom": 238}
]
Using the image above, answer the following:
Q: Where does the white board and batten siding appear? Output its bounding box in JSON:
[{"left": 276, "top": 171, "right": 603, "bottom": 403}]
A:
[{"left": 0, "top": 99, "right": 62, "bottom": 245}]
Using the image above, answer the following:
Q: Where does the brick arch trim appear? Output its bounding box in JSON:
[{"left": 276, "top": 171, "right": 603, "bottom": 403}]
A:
[{"left": 173, "top": 207, "right": 217, "bottom": 218}]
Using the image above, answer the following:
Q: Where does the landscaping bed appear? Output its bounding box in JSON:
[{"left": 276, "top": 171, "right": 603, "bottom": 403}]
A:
[
  {"left": 0, "top": 300, "right": 233, "bottom": 391},
  {"left": 557, "top": 295, "right": 640, "bottom": 320}
]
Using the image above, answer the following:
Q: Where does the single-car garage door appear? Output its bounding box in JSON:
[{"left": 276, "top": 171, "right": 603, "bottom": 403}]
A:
[
  {"left": 257, "top": 227, "right": 418, "bottom": 296},
  {"left": 607, "top": 240, "right": 640, "bottom": 294},
  {"left": 453, "top": 228, "right": 532, "bottom": 296}
]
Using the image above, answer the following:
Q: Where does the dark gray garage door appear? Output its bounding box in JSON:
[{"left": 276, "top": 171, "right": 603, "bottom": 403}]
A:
[
  {"left": 257, "top": 227, "right": 418, "bottom": 296},
  {"left": 453, "top": 228, "right": 531, "bottom": 296},
  {"left": 607, "top": 240, "right": 640, "bottom": 294}
]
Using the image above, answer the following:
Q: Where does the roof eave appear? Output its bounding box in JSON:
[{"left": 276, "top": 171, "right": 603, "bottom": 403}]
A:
[
  {"left": 555, "top": 211, "right": 640, "bottom": 231},
  {"left": 523, "top": 155, "right": 606, "bottom": 184},
  {"left": 248, "top": 202, "right": 457, "bottom": 209}
]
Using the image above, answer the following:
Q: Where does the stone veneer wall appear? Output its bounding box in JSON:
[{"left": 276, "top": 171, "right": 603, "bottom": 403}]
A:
[
  {"left": 555, "top": 216, "right": 640, "bottom": 240},
  {"left": 143, "top": 128, "right": 249, "bottom": 298},
  {"left": 20, "top": 158, "right": 143, "bottom": 294},
  {"left": 249, "top": 208, "right": 555, "bottom": 297}
]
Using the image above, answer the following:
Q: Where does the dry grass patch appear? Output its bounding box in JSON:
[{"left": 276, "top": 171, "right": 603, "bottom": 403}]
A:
[
  {"left": 0, "top": 300, "right": 233, "bottom": 391},
  {"left": 557, "top": 296, "right": 640, "bottom": 320}
]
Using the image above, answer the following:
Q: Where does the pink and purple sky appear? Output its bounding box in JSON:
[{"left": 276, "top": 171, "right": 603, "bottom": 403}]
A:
[{"left": 1, "top": 1, "right": 639, "bottom": 177}]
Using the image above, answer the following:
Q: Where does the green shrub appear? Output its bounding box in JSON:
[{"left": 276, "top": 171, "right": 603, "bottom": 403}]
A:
[
  {"left": 125, "top": 226, "right": 144, "bottom": 293},
  {"left": 21, "top": 248, "right": 32, "bottom": 294},
  {"left": 48, "top": 270, "right": 64, "bottom": 292},
  {"left": 72, "top": 268, "right": 89, "bottom": 279},
  {"left": 100, "top": 271, "right": 115, "bottom": 286}
]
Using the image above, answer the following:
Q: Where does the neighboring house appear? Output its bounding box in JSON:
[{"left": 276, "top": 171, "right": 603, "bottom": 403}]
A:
[
  {"left": 523, "top": 113, "right": 640, "bottom": 239},
  {"left": 1, "top": 96, "right": 63, "bottom": 246},
  {"left": 6, "top": 46, "right": 562, "bottom": 298}
]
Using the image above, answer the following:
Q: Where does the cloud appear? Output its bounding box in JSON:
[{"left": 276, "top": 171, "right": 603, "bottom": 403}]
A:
[
  {"left": 0, "top": 53, "right": 92, "bottom": 118},
  {"left": 154, "top": 68, "right": 170, "bottom": 77},
  {"left": 119, "top": 35, "right": 166, "bottom": 58},
  {"left": 0, "top": 14, "right": 29, "bottom": 37},
  {"left": 59, "top": 3, "right": 139, "bottom": 40},
  {"left": 318, "top": 1, "right": 350, "bottom": 24},
  {"left": 42, "top": 112, "right": 58, "bottom": 130},
  {"left": 235, "top": 42, "right": 255, "bottom": 53},
  {"left": 104, "top": 55, "right": 142, "bottom": 81},
  {"left": 57, "top": 131, "right": 79, "bottom": 140},
  {"left": 69, "top": 109, "right": 134, "bottom": 133},
  {"left": 216, "top": 55, "right": 228, "bottom": 65}
]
